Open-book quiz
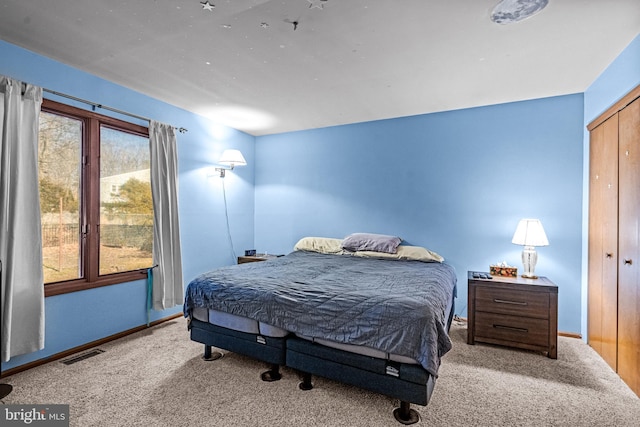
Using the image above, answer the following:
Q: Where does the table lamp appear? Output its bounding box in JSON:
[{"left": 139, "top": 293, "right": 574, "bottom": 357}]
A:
[{"left": 511, "top": 219, "right": 549, "bottom": 279}]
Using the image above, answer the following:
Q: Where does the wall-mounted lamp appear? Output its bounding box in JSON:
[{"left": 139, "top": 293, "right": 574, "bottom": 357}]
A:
[
  {"left": 511, "top": 218, "right": 549, "bottom": 279},
  {"left": 215, "top": 149, "right": 247, "bottom": 177}
]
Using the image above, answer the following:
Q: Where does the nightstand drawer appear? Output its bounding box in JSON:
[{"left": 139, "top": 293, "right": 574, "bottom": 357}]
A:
[
  {"left": 475, "top": 312, "right": 550, "bottom": 347},
  {"left": 475, "top": 286, "right": 549, "bottom": 319}
]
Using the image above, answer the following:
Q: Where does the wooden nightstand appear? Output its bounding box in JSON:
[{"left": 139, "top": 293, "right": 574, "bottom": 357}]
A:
[
  {"left": 237, "top": 254, "right": 282, "bottom": 264},
  {"left": 467, "top": 271, "right": 558, "bottom": 359}
]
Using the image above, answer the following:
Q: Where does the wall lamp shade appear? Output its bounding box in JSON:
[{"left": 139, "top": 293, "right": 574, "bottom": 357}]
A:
[
  {"left": 215, "top": 149, "right": 247, "bottom": 177},
  {"left": 512, "top": 219, "right": 549, "bottom": 279}
]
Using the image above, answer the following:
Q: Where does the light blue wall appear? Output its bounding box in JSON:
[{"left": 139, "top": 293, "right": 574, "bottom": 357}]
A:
[
  {"left": 581, "top": 34, "right": 640, "bottom": 337},
  {"left": 255, "top": 95, "right": 585, "bottom": 334},
  {"left": 1, "top": 41, "right": 255, "bottom": 370},
  {"left": 584, "top": 34, "right": 640, "bottom": 125}
]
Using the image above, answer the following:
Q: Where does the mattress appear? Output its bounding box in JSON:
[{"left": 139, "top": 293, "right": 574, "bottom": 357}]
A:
[
  {"left": 193, "top": 280, "right": 453, "bottom": 364},
  {"left": 192, "top": 307, "right": 289, "bottom": 337},
  {"left": 192, "top": 306, "right": 422, "bottom": 363},
  {"left": 184, "top": 251, "right": 457, "bottom": 375},
  {"left": 295, "top": 286, "right": 455, "bottom": 364}
]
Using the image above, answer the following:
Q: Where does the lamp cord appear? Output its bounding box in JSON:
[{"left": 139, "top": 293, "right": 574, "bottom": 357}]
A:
[{"left": 221, "top": 178, "right": 237, "bottom": 263}]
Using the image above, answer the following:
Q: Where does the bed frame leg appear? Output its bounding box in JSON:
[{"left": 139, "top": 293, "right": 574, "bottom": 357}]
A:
[
  {"left": 298, "top": 372, "right": 313, "bottom": 391},
  {"left": 260, "top": 364, "right": 282, "bottom": 382},
  {"left": 393, "top": 401, "right": 420, "bottom": 425},
  {"left": 202, "top": 345, "right": 223, "bottom": 361}
]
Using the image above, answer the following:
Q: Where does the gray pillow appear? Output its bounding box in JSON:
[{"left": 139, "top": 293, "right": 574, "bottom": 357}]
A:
[{"left": 341, "top": 233, "right": 402, "bottom": 254}]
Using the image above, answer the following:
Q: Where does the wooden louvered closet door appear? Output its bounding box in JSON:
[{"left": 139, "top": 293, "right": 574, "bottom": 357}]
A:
[{"left": 617, "top": 96, "right": 640, "bottom": 395}]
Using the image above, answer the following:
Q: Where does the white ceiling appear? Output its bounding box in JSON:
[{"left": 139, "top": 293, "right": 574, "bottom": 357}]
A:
[{"left": 1, "top": 0, "right": 638, "bottom": 136}]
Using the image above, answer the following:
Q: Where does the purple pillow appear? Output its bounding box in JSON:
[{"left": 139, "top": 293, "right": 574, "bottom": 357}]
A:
[{"left": 341, "top": 233, "right": 402, "bottom": 254}]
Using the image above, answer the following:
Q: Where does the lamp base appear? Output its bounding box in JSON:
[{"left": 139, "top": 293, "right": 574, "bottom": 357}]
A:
[{"left": 521, "top": 246, "right": 539, "bottom": 280}]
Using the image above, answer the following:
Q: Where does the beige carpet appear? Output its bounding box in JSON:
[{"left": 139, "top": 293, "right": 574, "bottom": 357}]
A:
[{"left": 3, "top": 317, "right": 640, "bottom": 426}]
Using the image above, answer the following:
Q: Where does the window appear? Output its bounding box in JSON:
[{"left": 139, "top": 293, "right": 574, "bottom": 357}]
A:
[{"left": 38, "top": 99, "right": 153, "bottom": 296}]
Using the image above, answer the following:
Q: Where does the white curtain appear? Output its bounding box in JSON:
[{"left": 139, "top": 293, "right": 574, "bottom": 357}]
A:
[
  {"left": 149, "top": 121, "right": 183, "bottom": 310},
  {"left": 0, "top": 76, "right": 45, "bottom": 362}
]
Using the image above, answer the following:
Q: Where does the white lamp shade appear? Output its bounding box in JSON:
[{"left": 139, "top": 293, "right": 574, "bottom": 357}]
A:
[
  {"left": 218, "top": 149, "right": 247, "bottom": 167},
  {"left": 511, "top": 219, "right": 549, "bottom": 247}
]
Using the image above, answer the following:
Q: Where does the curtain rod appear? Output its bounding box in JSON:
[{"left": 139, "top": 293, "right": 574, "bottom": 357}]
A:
[{"left": 41, "top": 87, "right": 188, "bottom": 134}]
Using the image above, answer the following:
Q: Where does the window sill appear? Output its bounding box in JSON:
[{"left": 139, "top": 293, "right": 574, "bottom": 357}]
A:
[{"left": 44, "top": 269, "right": 150, "bottom": 297}]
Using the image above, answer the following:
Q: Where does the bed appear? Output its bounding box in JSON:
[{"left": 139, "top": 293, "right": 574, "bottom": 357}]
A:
[{"left": 183, "top": 235, "right": 457, "bottom": 424}]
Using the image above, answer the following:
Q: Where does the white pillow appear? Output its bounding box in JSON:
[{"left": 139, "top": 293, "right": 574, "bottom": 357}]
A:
[{"left": 294, "top": 237, "right": 344, "bottom": 254}]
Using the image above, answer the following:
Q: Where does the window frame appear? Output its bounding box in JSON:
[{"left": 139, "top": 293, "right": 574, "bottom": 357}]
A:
[{"left": 41, "top": 99, "right": 152, "bottom": 297}]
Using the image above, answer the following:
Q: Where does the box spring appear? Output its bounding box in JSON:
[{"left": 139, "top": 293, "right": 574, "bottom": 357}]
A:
[
  {"left": 189, "top": 319, "right": 287, "bottom": 366},
  {"left": 286, "top": 336, "right": 435, "bottom": 405}
]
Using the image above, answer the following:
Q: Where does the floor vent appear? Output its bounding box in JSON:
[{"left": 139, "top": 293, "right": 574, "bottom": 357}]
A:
[{"left": 61, "top": 349, "right": 105, "bottom": 365}]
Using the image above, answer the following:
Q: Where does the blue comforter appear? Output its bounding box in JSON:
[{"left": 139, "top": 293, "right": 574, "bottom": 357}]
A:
[{"left": 183, "top": 250, "right": 457, "bottom": 376}]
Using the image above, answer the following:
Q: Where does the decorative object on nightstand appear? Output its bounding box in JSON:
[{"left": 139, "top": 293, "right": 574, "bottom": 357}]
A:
[
  {"left": 467, "top": 271, "right": 558, "bottom": 358},
  {"left": 490, "top": 261, "right": 517, "bottom": 277},
  {"left": 511, "top": 218, "right": 549, "bottom": 279}
]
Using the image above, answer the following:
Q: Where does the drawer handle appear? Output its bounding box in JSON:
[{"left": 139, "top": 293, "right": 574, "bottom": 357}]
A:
[
  {"left": 494, "top": 324, "right": 528, "bottom": 333},
  {"left": 624, "top": 259, "right": 633, "bottom": 265},
  {"left": 606, "top": 253, "right": 613, "bottom": 258},
  {"left": 493, "top": 298, "right": 528, "bottom": 306}
]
